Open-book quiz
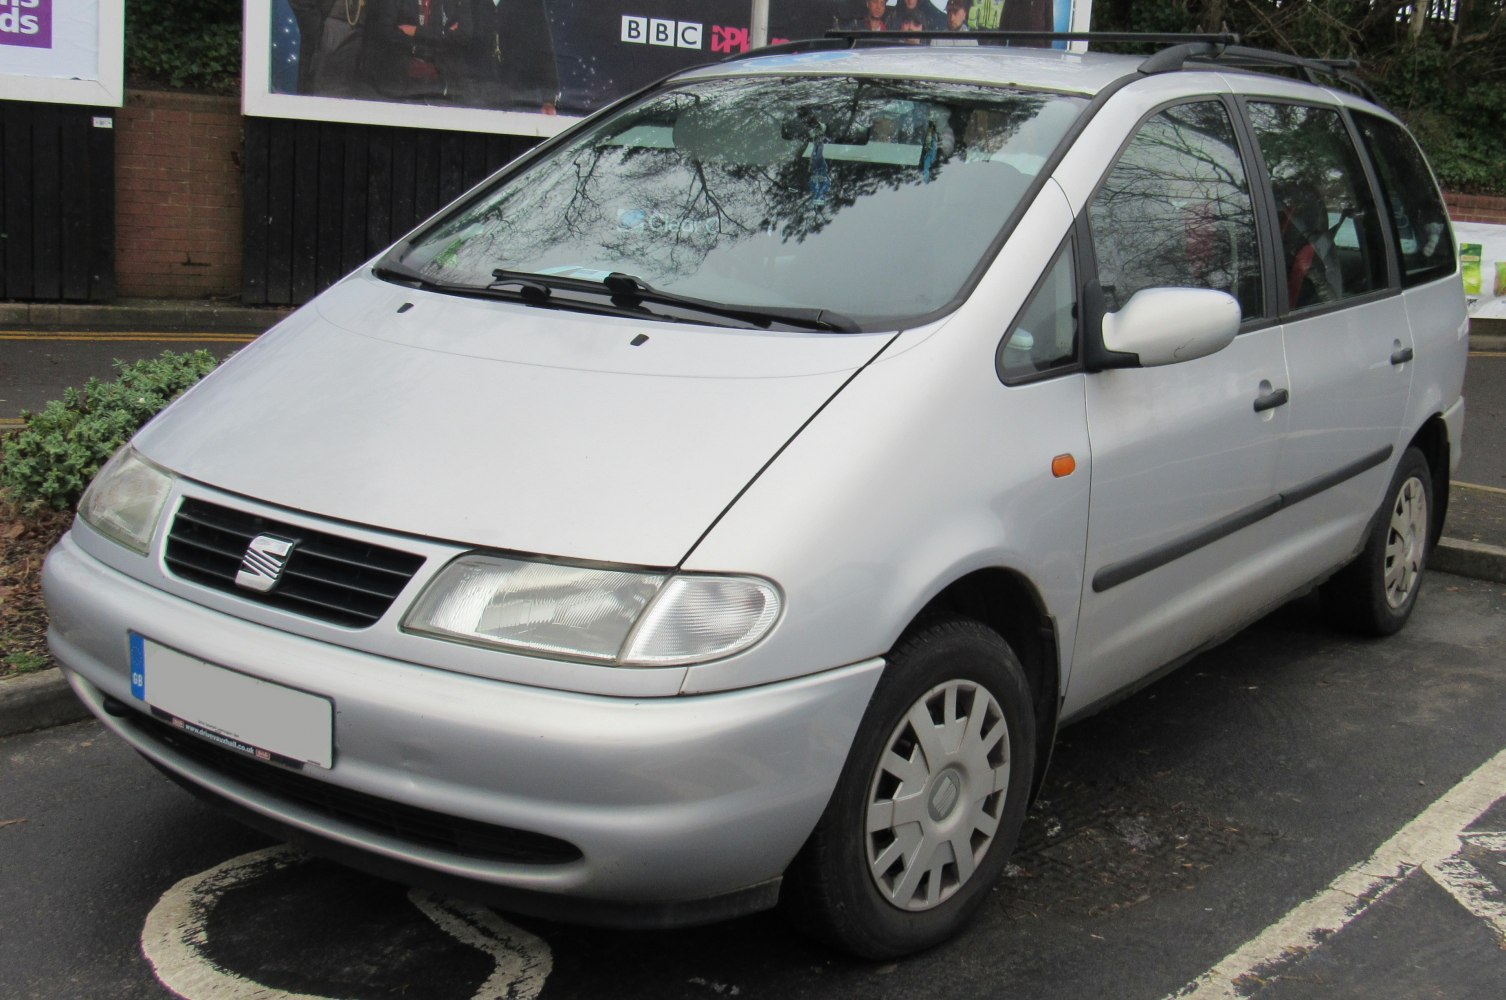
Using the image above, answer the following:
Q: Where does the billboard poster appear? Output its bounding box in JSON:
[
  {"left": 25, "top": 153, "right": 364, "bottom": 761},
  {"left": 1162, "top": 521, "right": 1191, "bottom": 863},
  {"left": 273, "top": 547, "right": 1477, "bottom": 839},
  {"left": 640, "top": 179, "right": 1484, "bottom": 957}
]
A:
[
  {"left": 0, "top": 0, "right": 123, "bottom": 106},
  {"left": 244, "top": 1, "right": 1088, "bottom": 137}
]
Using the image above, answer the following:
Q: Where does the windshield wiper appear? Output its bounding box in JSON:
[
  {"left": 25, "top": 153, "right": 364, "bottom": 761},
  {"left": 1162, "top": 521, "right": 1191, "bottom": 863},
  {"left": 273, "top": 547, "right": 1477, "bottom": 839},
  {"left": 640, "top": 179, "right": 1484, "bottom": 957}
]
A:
[
  {"left": 490, "top": 269, "right": 552, "bottom": 301},
  {"left": 374, "top": 263, "right": 558, "bottom": 308},
  {"left": 601, "top": 272, "right": 860, "bottom": 333},
  {"left": 376, "top": 263, "right": 861, "bottom": 332}
]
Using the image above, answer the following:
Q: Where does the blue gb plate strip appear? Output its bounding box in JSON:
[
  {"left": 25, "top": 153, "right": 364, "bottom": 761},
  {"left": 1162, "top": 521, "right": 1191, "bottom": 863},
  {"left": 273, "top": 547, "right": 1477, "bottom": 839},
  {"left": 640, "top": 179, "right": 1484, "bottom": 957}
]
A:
[{"left": 130, "top": 632, "right": 146, "bottom": 701}]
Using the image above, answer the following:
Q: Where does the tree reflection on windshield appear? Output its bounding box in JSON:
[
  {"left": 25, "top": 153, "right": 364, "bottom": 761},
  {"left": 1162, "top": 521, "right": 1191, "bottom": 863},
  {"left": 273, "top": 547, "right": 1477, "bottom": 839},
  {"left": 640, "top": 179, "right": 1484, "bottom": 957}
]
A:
[{"left": 397, "top": 75, "right": 1085, "bottom": 326}]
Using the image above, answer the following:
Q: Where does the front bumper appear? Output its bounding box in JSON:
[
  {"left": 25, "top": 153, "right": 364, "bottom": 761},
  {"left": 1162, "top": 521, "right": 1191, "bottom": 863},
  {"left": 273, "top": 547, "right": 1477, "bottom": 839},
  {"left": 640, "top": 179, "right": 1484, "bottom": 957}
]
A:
[{"left": 43, "top": 531, "right": 884, "bottom": 925}]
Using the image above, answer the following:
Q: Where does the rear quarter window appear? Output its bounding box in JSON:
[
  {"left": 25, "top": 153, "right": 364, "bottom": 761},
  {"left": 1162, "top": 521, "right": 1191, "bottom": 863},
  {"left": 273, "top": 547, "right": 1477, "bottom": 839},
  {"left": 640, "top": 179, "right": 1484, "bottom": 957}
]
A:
[{"left": 1354, "top": 114, "right": 1456, "bottom": 288}]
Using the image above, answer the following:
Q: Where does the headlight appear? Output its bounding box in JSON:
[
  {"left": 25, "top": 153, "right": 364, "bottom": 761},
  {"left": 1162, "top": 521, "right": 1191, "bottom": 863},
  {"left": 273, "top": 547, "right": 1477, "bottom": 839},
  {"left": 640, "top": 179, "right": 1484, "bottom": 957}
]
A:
[
  {"left": 77, "top": 447, "right": 175, "bottom": 555},
  {"left": 403, "top": 554, "right": 780, "bottom": 666}
]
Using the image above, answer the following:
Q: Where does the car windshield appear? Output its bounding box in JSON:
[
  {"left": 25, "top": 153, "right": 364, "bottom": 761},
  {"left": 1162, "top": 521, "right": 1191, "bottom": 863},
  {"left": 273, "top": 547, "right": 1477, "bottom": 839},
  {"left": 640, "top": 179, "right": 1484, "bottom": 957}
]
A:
[{"left": 388, "top": 75, "right": 1086, "bottom": 328}]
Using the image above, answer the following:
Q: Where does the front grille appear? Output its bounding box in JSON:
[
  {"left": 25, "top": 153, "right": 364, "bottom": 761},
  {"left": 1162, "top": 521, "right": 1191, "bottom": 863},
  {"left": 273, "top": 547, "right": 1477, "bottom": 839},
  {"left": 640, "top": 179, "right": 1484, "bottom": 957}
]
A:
[
  {"left": 126, "top": 709, "right": 582, "bottom": 865},
  {"left": 164, "top": 497, "right": 426, "bottom": 628}
]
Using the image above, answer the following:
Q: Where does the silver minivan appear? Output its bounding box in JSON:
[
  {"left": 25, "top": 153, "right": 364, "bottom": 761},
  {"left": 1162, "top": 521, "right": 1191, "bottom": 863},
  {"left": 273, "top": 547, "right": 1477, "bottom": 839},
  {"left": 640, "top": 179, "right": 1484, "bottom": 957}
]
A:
[{"left": 44, "top": 37, "right": 1467, "bottom": 957}]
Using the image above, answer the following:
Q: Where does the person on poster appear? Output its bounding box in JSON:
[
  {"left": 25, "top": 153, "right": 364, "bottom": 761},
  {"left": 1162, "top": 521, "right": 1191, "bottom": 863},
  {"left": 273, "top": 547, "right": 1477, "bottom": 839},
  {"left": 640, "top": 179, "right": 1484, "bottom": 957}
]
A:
[
  {"left": 840, "top": 0, "right": 891, "bottom": 31},
  {"left": 306, "top": 0, "right": 376, "bottom": 98},
  {"left": 1002, "top": 0, "right": 1054, "bottom": 30},
  {"left": 444, "top": 0, "right": 560, "bottom": 113},
  {"left": 969, "top": 0, "right": 1054, "bottom": 31},
  {"left": 888, "top": 0, "right": 944, "bottom": 31},
  {"left": 371, "top": 0, "right": 463, "bottom": 99},
  {"left": 931, "top": 0, "right": 978, "bottom": 45}
]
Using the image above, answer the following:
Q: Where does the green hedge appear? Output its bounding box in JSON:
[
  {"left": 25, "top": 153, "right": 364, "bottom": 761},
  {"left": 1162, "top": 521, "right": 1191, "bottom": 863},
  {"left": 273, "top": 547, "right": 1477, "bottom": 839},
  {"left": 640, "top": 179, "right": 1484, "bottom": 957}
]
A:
[{"left": 126, "top": 0, "right": 242, "bottom": 93}]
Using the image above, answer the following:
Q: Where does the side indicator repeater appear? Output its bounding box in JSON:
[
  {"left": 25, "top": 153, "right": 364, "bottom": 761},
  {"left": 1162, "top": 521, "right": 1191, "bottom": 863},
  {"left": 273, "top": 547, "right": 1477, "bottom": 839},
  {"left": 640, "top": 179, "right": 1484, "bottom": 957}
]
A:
[{"left": 1051, "top": 454, "right": 1077, "bottom": 478}]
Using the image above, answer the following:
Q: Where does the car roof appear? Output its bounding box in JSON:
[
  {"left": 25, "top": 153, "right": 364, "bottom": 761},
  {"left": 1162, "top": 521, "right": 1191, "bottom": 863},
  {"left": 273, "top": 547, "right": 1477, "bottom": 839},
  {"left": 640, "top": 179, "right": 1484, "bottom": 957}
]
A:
[{"left": 678, "top": 45, "right": 1147, "bottom": 97}]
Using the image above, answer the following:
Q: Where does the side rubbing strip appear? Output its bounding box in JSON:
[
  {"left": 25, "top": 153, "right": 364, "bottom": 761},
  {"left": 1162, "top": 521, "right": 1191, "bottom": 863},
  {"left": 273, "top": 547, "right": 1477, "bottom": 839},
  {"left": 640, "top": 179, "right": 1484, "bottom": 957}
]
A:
[
  {"left": 1091, "top": 445, "right": 1394, "bottom": 593},
  {"left": 1278, "top": 445, "right": 1393, "bottom": 508},
  {"left": 1092, "top": 497, "right": 1282, "bottom": 593}
]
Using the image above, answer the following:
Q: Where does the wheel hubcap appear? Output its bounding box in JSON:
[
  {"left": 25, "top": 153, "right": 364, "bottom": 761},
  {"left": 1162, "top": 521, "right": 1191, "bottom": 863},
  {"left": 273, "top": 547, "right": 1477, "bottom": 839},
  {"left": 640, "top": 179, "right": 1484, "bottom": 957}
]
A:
[
  {"left": 1383, "top": 475, "right": 1428, "bottom": 610},
  {"left": 865, "top": 679, "right": 1010, "bottom": 912}
]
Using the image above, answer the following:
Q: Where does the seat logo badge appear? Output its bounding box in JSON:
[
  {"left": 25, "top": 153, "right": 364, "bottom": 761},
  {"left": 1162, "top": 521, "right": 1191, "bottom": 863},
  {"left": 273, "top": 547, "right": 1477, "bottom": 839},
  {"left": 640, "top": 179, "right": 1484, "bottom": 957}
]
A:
[
  {"left": 235, "top": 535, "right": 295, "bottom": 593},
  {"left": 928, "top": 769, "right": 963, "bottom": 822}
]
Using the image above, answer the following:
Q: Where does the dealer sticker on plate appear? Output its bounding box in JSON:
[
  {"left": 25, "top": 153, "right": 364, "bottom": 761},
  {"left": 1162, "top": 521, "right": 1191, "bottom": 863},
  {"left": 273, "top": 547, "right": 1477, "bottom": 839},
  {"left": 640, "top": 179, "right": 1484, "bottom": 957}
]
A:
[{"left": 129, "top": 633, "right": 333, "bottom": 769}]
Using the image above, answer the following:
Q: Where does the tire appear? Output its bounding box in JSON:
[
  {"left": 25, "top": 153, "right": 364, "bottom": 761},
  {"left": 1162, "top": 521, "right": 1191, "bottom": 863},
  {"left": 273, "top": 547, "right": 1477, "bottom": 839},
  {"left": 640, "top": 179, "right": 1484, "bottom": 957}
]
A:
[
  {"left": 1322, "top": 446, "right": 1433, "bottom": 636},
  {"left": 781, "top": 617, "right": 1036, "bottom": 959}
]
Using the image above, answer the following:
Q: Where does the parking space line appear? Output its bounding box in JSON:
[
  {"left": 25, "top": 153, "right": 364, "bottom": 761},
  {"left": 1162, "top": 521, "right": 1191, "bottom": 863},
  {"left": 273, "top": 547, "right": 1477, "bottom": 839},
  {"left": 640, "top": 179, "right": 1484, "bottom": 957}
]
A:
[
  {"left": 1455, "top": 481, "right": 1506, "bottom": 495},
  {"left": 1168, "top": 746, "right": 1506, "bottom": 999},
  {"left": 1426, "top": 844, "right": 1506, "bottom": 944}
]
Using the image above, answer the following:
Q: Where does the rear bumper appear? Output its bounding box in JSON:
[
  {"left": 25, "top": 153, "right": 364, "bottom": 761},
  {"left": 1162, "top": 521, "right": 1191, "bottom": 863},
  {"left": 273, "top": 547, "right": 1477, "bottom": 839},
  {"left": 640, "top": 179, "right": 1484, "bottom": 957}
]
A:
[{"left": 1443, "top": 394, "right": 1465, "bottom": 478}]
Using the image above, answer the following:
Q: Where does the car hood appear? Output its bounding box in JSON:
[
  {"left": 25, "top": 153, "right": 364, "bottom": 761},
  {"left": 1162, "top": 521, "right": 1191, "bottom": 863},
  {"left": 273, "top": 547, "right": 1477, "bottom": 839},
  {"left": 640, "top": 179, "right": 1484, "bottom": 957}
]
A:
[{"left": 134, "top": 272, "right": 895, "bottom": 567}]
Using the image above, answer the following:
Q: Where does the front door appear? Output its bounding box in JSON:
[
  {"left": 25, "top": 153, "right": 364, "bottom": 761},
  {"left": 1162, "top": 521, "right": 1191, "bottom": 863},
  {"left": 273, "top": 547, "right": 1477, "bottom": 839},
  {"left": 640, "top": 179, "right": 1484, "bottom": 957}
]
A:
[{"left": 1067, "top": 98, "right": 1290, "bottom": 717}]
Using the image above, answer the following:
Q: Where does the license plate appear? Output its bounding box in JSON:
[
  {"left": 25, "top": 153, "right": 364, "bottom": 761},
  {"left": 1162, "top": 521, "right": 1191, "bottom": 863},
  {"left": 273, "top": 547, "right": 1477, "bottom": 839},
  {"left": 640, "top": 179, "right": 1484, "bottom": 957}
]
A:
[{"left": 129, "top": 634, "right": 333, "bottom": 769}]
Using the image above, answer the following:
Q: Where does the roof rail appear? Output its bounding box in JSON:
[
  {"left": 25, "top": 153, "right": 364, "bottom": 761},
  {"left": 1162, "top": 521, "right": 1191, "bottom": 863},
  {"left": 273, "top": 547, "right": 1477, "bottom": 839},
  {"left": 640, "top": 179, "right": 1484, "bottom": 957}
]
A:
[
  {"left": 822, "top": 30, "right": 1241, "bottom": 47},
  {"left": 717, "top": 36, "right": 853, "bottom": 64},
  {"left": 1140, "top": 42, "right": 1382, "bottom": 107}
]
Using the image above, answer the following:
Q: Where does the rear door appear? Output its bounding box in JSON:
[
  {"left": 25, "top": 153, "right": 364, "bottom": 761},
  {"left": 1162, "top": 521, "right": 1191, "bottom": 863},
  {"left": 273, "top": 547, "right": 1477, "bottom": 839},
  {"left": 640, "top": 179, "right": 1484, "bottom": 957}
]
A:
[{"left": 1243, "top": 99, "right": 1414, "bottom": 581}]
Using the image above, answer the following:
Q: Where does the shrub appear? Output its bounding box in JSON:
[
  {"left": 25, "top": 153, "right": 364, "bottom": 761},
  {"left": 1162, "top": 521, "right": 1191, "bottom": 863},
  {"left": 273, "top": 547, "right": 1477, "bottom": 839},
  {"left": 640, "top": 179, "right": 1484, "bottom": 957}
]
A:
[
  {"left": 0, "top": 351, "right": 220, "bottom": 511},
  {"left": 126, "top": 0, "right": 242, "bottom": 94}
]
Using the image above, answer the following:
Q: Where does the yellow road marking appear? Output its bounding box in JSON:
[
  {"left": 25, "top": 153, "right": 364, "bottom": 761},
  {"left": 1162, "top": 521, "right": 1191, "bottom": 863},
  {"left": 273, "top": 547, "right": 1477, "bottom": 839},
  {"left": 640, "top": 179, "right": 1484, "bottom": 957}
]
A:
[
  {"left": 1468, "top": 351, "right": 1506, "bottom": 357},
  {"left": 1456, "top": 481, "right": 1506, "bottom": 495},
  {"left": 0, "top": 332, "right": 256, "bottom": 342}
]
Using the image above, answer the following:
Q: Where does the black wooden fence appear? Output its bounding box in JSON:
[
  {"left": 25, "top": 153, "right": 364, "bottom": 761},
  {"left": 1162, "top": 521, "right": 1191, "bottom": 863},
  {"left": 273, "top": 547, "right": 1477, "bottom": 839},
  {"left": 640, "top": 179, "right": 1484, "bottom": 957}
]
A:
[
  {"left": 241, "top": 118, "right": 541, "bottom": 306},
  {"left": 0, "top": 101, "right": 116, "bottom": 302}
]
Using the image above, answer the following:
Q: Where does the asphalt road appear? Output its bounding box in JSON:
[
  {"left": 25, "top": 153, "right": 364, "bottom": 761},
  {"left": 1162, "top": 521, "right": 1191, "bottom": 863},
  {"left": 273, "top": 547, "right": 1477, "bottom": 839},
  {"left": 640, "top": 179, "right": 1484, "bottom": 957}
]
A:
[
  {"left": 1449, "top": 349, "right": 1506, "bottom": 549},
  {"left": 1458, "top": 348, "right": 1505, "bottom": 488},
  {"left": 5, "top": 573, "right": 1505, "bottom": 999}
]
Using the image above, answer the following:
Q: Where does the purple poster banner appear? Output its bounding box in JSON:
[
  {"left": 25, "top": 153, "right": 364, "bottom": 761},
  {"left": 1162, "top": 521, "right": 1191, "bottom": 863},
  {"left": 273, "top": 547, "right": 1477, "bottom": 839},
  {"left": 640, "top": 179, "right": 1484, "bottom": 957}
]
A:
[{"left": 0, "top": 0, "right": 52, "bottom": 49}]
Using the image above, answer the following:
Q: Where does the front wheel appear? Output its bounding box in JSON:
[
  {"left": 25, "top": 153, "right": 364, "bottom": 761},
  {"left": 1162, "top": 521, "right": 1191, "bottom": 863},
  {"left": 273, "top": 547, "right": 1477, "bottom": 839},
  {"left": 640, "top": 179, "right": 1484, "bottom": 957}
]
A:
[
  {"left": 1322, "top": 446, "right": 1433, "bottom": 636},
  {"left": 781, "top": 618, "right": 1036, "bottom": 959}
]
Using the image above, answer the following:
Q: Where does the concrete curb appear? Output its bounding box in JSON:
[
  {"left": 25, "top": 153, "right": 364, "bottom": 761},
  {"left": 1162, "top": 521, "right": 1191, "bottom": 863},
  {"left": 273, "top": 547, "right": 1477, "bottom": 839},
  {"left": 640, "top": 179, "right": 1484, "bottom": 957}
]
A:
[
  {"left": 1431, "top": 537, "right": 1506, "bottom": 584},
  {"left": 0, "top": 667, "right": 89, "bottom": 738},
  {"left": 0, "top": 299, "right": 293, "bottom": 334}
]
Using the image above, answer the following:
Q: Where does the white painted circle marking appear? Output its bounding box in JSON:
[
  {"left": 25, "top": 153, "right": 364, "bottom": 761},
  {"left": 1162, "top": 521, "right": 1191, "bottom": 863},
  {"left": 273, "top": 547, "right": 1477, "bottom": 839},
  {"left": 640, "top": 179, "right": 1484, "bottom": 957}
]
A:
[{"left": 141, "top": 846, "right": 552, "bottom": 1000}]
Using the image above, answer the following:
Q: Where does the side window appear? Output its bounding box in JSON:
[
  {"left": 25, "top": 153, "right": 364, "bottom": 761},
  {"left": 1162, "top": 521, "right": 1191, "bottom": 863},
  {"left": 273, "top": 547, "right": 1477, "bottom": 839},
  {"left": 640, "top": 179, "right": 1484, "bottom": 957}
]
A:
[
  {"left": 1089, "top": 101, "right": 1264, "bottom": 319},
  {"left": 1247, "top": 102, "right": 1389, "bottom": 310},
  {"left": 1354, "top": 113, "right": 1456, "bottom": 288},
  {"left": 999, "top": 242, "right": 1076, "bottom": 381}
]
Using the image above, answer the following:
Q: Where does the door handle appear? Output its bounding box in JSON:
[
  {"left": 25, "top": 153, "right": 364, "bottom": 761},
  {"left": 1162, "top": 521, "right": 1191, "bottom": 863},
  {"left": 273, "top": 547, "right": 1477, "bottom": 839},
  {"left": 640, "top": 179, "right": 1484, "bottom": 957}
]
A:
[
  {"left": 1253, "top": 387, "right": 1290, "bottom": 413},
  {"left": 1391, "top": 346, "right": 1415, "bottom": 365}
]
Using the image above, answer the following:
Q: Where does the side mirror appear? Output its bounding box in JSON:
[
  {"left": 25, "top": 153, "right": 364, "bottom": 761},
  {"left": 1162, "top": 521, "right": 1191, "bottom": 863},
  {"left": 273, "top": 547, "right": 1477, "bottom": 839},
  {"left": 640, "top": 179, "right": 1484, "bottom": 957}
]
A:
[{"left": 1100, "top": 288, "right": 1240, "bottom": 367}]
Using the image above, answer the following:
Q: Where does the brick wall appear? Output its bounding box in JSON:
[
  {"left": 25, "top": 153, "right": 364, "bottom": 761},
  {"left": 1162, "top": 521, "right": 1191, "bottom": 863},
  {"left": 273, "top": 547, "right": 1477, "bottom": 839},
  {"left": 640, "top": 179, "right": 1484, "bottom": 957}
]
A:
[
  {"left": 115, "top": 90, "right": 243, "bottom": 299},
  {"left": 1444, "top": 192, "right": 1506, "bottom": 226}
]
